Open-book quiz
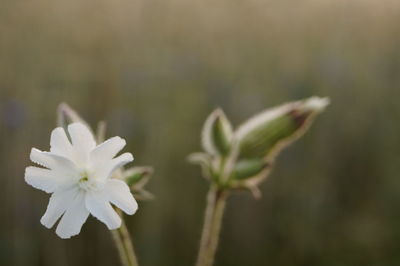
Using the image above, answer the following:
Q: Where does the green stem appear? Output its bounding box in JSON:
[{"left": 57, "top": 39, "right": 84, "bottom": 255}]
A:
[
  {"left": 111, "top": 217, "right": 139, "bottom": 266},
  {"left": 196, "top": 186, "right": 229, "bottom": 266}
]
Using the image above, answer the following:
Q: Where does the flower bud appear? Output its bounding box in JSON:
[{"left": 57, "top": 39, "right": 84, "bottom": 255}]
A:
[
  {"left": 202, "top": 109, "right": 233, "bottom": 156},
  {"left": 235, "top": 97, "right": 329, "bottom": 161},
  {"left": 230, "top": 165, "right": 272, "bottom": 198},
  {"left": 57, "top": 103, "right": 92, "bottom": 132},
  {"left": 124, "top": 166, "right": 154, "bottom": 187},
  {"left": 123, "top": 167, "right": 154, "bottom": 201},
  {"left": 188, "top": 153, "right": 214, "bottom": 180},
  {"left": 231, "top": 159, "right": 269, "bottom": 180}
]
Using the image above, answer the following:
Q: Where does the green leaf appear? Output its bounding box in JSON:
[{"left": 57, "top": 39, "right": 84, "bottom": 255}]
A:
[{"left": 202, "top": 109, "right": 233, "bottom": 156}]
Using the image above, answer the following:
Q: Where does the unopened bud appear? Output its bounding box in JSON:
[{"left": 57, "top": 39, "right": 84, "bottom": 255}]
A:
[
  {"left": 232, "top": 159, "right": 269, "bottom": 180},
  {"left": 202, "top": 109, "right": 233, "bottom": 156},
  {"left": 124, "top": 166, "right": 154, "bottom": 187},
  {"left": 57, "top": 103, "right": 92, "bottom": 132},
  {"left": 235, "top": 97, "right": 329, "bottom": 160}
]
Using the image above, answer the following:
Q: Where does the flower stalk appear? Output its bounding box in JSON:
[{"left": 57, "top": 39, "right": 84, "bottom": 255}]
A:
[
  {"left": 190, "top": 96, "right": 330, "bottom": 266},
  {"left": 196, "top": 186, "right": 228, "bottom": 266},
  {"left": 111, "top": 215, "right": 139, "bottom": 266}
]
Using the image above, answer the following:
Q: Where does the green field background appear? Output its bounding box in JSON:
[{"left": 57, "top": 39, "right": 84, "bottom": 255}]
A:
[{"left": 1, "top": 0, "right": 400, "bottom": 265}]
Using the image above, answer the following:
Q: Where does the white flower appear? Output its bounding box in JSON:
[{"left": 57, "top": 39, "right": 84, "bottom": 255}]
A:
[{"left": 25, "top": 122, "right": 138, "bottom": 239}]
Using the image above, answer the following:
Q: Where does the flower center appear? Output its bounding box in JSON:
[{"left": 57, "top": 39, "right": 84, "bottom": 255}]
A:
[
  {"left": 79, "top": 176, "right": 88, "bottom": 182},
  {"left": 78, "top": 172, "right": 103, "bottom": 191}
]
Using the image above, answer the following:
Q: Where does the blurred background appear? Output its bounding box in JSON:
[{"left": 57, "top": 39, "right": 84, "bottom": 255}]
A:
[{"left": 1, "top": 0, "right": 400, "bottom": 265}]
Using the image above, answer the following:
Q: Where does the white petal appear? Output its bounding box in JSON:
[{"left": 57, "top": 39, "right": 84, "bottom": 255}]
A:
[
  {"left": 90, "top": 136, "right": 126, "bottom": 167},
  {"left": 56, "top": 190, "right": 89, "bottom": 239},
  {"left": 94, "top": 153, "right": 133, "bottom": 181},
  {"left": 85, "top": 191, "right": 121, "bottom": 230},
  {"left": 50, "top": 127, "right": 73, "bottom": 159},
  {"left": 67, "top": 123, "right": 96, "bottom": 164},
  {"left": 303, "top": 97, "right": 330, "bottom": 112},
  {"left": 40, "top": 186, "right": 79, "bottom": 229},
  {"left": 25, "top": 166, "right": 70, "bottom": 193},
  {"left": 106, "top": 179, "right": 138, "bottom": 215},
  {"left": 30, "top": 148, "right": 79, "bottom": 178}
]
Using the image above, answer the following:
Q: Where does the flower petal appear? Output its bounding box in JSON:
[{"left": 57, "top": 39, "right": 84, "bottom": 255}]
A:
[
  {"left": 25, "top": 166, "right": 71, "bottom": 193},
  {"left": 50, "top": 127, "right": 73, "bottom": 159},
  {"left": 85, "top": 191, "right": 121, "bottom": 230},
  {"left": 106, "top": 179, "right": 138, "bottom": 215},
  {"left": 90, "top": 136, "right": 126, "bottom": 167},
  {"left": 30, "top": 148, "right": 79, "bottom": 178},
  {"left": 40, "top": 186, "right": 79, "bottom": 229},
  {"left": 67, "top": 123, "right": 96, "bottom": 164},
  {"left": 55, "top": 190, "right": 89, "bottom": 239},
  {"left": 94, "top": 153, "right": 133, "bottom": 181}
]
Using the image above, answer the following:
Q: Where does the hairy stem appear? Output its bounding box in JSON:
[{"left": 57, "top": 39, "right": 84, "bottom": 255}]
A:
[
  {"left": 111, "top": 217, "right": 139, "bottom": 266},
  {"left": 196, "top": 186, "right": 229, "bottom": 266}
]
